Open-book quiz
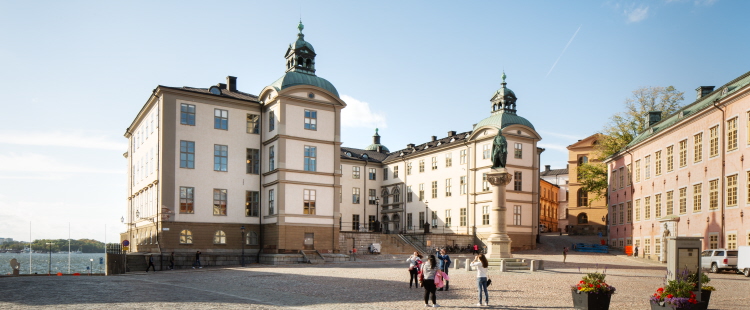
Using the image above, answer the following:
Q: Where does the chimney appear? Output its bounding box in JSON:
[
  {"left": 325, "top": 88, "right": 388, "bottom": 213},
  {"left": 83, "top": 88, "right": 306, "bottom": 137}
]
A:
[
  {"left": 218, "top": 83, "right": 227, "bottom": 90},
  {"left": 407, "top": 143, "right": 415, "bottom": 149},
  {"left": 648, "top": 111, "right": 662, "bottom": 126},
  {"left": 431, "top": 136, "right": 437, "bottom": 142},
  {"left": 696, "top": 86, "right": 715, "bottom": 99},
  {"left": 377, "top": 145, "right": 383, "bottom": 153},
  {"left": 545, "top": 165, "right": 551, "bottom": 172},
  {"left": 448, "top": 131, "right": 456, "bottom": 137},
  {"left": 227, "top": 76, "right": 237, "bottom": 92}
]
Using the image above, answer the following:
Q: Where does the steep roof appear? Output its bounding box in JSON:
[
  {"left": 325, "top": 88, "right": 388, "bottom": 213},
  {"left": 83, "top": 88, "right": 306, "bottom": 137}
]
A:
[
  {"left": 340, "top": 147, "right": 389, "bottom": 163},
  {"left": 540, "top": 167, "right": 568, "bottom": 177},
  {"left": 382, "top": 131, "right": 472, "bottom": 162},
  {"left": 473, "top": 111, "right": 535, "bottom": 131},
  {"left": 160, "top": 85, "right": 259, "bottom": 102}
]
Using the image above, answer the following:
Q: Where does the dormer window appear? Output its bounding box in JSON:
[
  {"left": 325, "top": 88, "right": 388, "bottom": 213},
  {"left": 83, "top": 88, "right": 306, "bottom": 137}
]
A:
[
  {"left": 722, "top": 87, "right": 729, "bottom": 95},
  {"left": 450, "top": 138, "right": 455, "bottom": 143},
  {"left": 362, "top": 154, "right": 369, "bottom": 159},
  {"left": 346, "top": 152, "right": 352, "bottom": 157}
]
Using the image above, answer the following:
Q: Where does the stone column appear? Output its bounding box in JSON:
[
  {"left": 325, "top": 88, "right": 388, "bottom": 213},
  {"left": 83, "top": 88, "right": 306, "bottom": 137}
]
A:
[{"left": 486, "top": 168, "right": 513, "bottom": 259}]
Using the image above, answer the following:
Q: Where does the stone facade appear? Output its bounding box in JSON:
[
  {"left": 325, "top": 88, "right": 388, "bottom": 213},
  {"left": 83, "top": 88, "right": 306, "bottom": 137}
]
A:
[{"left": 566, "top": 134, "right": 608, "bottom": 235}]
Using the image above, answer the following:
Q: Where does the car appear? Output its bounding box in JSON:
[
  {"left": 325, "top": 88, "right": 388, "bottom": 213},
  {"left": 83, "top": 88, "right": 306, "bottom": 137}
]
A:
[
  {"left": 737, "top": 246, "right": 750, "bottom": 277},
  {"left": 700, "top": 249, "right": 738, "bottom": 273}
]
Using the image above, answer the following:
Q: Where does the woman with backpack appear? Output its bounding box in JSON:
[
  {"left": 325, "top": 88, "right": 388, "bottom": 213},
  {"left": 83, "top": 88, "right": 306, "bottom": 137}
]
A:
[
  {"left": 406, "top": 252, "right": 423, "bottom": 288},
  {"left": 471, "top": 253, "right": 490, "bottom": 306}
]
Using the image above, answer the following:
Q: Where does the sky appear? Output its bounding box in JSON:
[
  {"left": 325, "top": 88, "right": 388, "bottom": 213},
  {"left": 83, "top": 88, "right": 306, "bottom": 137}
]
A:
[{"left": 1, "top": 0, "right": 749, "bottom": 242}]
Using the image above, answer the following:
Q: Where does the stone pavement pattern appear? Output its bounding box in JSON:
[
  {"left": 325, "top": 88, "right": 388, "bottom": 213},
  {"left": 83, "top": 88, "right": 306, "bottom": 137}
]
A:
[{"left": 1, "top": 233, "right": 749, "bottom": 309}]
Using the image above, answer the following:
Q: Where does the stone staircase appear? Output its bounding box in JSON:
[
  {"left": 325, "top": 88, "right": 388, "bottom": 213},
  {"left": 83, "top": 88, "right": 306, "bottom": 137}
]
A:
[
  {"left": 379, "top": 234, "right": 420, "bottom": 254},
  {"left": 301, "top": 250, "right": 325, "bottom": 264},
  {"left": 503, "top": 258, "right": 530, "bottom": 271},
  {"left": 398, "top": 234, "right": 429, "bottom": 254}
]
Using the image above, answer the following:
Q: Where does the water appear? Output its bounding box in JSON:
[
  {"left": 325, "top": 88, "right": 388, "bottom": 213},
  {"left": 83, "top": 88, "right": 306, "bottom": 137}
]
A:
[{"left": 0, "top": 253, "right": 106, "bottom": 275}]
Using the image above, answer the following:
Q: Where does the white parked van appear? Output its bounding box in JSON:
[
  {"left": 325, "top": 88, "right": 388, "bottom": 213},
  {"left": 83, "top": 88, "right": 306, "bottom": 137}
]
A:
[{"left": 738, "top": 246, "right": 750, "bottom": 277}]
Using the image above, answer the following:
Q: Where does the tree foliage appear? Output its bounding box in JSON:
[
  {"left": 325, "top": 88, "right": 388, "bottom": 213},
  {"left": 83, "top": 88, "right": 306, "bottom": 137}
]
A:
[
  {"left": 577, "top": 161, "right": 608, "bottom": 204},
  {"left": 1, "top": 239, "right": 104, "bottom": 253}
]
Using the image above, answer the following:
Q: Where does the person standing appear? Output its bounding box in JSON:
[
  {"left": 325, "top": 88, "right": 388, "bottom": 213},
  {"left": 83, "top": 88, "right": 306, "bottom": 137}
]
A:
[
  {"left": 421, "top": 254, "right": 439, "bottom": 307},
  {"left": 146, "top": 255, "right": 156, "bottom": 272},
  {"left": 473, "top": 244, "right": 479, "bottom": 255},
  {"left": 406, "top": 252, "right": 423, "bottom": 288},
  {"left": 634, "top": 246, "right": 639, "bottom": 258},
  {"left": 436, "top": 248, "right": 451, "bottom": 291},
  {"left": 563, "top": 247, "right": 568, "bottom": 264},
  {"left": 470, "top": 254, "right": 489, "bottom": 306},
  {"left": 193, "top": 251, "right": 202, "bottom": 269},
  {"left": 169, "top": 252, "right": 175, "bottom": 270}
]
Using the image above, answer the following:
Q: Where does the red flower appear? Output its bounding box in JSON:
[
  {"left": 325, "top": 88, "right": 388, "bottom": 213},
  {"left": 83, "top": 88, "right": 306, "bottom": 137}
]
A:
[
  {"left": 580, "top": 280, "right": 585, "bottom": 284},
  {"left": 667, "top": 294, "right": 673, "bottom": 298},
  {"left": 596, "top": 285, "right": 601, "bottom": 288},
  {"left": 589, "top": 284, "right": 594, "bottom": 287}
]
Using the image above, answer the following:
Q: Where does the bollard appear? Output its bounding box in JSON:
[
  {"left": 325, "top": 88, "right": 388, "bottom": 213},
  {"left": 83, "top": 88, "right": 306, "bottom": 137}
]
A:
[
  {"left": 455, "top": 259, "right": 460, "bottom": 270},
  {"left": 465, "top": 258, "right": 471, "bottom": 271},
  {"left": 500, "top": 259, "right": 507, "bottom": 272},
  {"left": 530, "top": 260, "right": 537, "bottom": 272}
]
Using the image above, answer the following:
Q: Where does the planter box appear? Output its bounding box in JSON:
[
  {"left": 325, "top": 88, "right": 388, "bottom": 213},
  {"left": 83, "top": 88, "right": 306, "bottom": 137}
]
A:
[
  {"left": 649, "top": 300, "right": 708, "bottom": 310},
  {"left": 571, "top": 290, "right": 612, "bottom": 310}
]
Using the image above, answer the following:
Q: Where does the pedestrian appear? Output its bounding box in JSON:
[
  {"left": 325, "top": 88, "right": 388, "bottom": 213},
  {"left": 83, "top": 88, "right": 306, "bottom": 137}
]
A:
[
  {"left": 420, "top": 254, "right": 439, "bottom": 307},
  {"left": 169, "top": 252, "right": 175, "bottom": 270},
  {"left": 193, "top": 250, "right": 202, "bottom": 269},
  {"left": 634, "top": 246, "right": 639, "bottom": 258},
  {"left": 146, "top": 255, "right": 156, "bottom": 272},
  {"left": 473, "top": 244, "right": 479, "bottom": 255},
  {"left": 436, "top": 248, "right": 451, "bottom": 291},
  {"left": 406, "top": 252, "right": 423, "bottom": 288},
  {"left": 563, "top": 247, "right": 568, "bottom": 264},
  {"left": 470, "top": 253, "right": 490, "bottom": 306}
]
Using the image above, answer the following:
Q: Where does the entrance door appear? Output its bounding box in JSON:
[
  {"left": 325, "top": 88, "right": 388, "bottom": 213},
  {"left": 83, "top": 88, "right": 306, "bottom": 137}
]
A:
[{"left": 304, "top": 233, "right": 314, "bottom": 250}]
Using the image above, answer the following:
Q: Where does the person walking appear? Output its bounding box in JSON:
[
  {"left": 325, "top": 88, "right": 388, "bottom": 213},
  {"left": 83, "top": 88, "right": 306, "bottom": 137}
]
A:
[
  {"left": 470, "top": 254, "right": 490, "bottom": 306},
  {"left": 563, "top": 247, "right": 568, "bottom": 264},
  {"left": 169, "top": 252, "right": 175, "bottom": 270},
  {"left": 436, "top": 248, "right": 451, "bottom": 291},
  {"left": 192, "top": 250, "right": 202, "bottom": 269},
  {"left": 406, "top": 252, "right": 423, "bottom": 288},
  {"left": 634, "top": 245, "right": 639, "bottom": 258},
  {"left": 473, "top": 244, "right": 479, "bottom": 255},
  {"left": 146, "top": 255, "right": 156, "bottom": 272},
  {"left": 421, "top": 254, "right": 439, "bottom": 307}
]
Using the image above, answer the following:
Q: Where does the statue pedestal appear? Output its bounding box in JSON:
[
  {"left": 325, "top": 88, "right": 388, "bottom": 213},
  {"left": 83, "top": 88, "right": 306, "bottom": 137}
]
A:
[{"left": 486, "top": 168, "right": 513, "bottom": 259}]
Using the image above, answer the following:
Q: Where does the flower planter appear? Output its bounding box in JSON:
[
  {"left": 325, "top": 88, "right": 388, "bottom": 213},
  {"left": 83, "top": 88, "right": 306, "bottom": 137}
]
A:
[
  {"left": 700, "top": 290, "right": 711, "bottom": 305},
  {"left": 649, "top": 300, "right": 708, "bottom": 310},
  {"left": 571, "top": 290, "right": 612, "bottom": 310}
]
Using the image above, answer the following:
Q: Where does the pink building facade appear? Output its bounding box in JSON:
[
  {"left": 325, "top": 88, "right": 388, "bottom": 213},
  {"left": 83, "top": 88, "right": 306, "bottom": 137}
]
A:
[{"left": 607, "top": 71, "right": 750, "bottom": 262}]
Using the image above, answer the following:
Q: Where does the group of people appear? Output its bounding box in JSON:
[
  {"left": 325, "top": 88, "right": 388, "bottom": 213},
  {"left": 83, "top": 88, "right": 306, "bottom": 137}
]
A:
[
  {"left": 407, "top": 248, "right": 491, "bottom": 307},
  {"left": 145, "top": 251, "right": 203, "bottom": 272},
  {"left": 437, "top": 244, "right": 484, "bottom": 254}
]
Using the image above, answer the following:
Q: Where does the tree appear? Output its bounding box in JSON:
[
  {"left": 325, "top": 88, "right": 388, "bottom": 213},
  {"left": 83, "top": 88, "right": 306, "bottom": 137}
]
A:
[{"left": 577, "top": 161, "right": 608, "bottom": 205}]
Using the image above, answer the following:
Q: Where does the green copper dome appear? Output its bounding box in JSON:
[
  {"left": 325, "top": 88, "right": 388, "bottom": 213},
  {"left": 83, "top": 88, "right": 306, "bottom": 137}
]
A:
[
  {"left": 364, "top": 128, "right": 389, "bottom": 153},
  {"left": 473, "top": 112, "right": 535, "bottom": 131},
  {"left": 269, "top": 71, "right": 339, "bottom": 97}
]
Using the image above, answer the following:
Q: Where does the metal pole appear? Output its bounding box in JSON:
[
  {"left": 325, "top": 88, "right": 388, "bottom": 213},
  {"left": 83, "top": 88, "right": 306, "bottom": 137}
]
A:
[
  {"left": 68, "top": 222, "right": 71, "bottom": 274},
  {"left": 241, "top": 226, "right": 245, "bottom": 267},
  {"left": 46, "top": 242, "right": 52, "bottom": 275}
]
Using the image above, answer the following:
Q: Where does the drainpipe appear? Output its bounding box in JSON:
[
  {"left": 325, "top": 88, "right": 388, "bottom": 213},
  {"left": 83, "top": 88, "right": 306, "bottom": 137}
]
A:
[
  {"left": 363, "top": 159, "right": 368, "bottom": 232},
  {"left": 256, "top": 100, "right": 264, "bottom": 264},
  {"left": 624, "top": 148, "right": 635, "bottom": 244},
  {"left": 462, "top": 138, "right": 475, "bottom": 243},
  {"left": 713, "top": 99, "right": 726, "bottom": 248},
  {"left": 400, "top": 155, "right": 408, "bottom": 232}
]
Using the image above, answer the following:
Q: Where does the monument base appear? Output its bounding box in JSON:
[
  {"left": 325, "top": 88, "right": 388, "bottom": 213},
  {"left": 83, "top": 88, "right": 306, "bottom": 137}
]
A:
[{"left": 486, "top": 237, "right": 512, "bottom": 259}]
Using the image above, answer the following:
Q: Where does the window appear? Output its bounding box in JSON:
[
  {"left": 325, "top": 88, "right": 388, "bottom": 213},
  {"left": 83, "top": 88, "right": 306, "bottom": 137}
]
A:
[
  {"left": 445, "top": 153, "right": 452, "bottom": 167},
  {"left": 419, "top": 212, "right": 425, "bottom": 226},
  {"left": 246, "top": 231, "right": 258, "bottom": 245},
  {"left": 303, "top": 189, "right": 316, "bottom": 215},
  {"left": 179, "top": 229, "right": 193, "bottom": 244},
  {"left": 268, "top": 189, "right": 275, "bottom": 215},
  {"left": 655, "top": 194, "right": 662, "bottom": 218},
  {"left": 393, "top": 166, "right": 399, "bottom": 178},
  {"left": 431, "top": 157, "right": 438, "bottom": 170},
  {"left": 626, "top": 164, "right": 632, "bottom": 186},
  {"left": 179, "top": 187, "right": 194, "bottom": 214},
  {"left": 618, "top": 204, "right": 624, "bottom": 224},
  {"left": 352, "top": 167, "right": 360, "bottom": 179},
  {"left": 482, "top": 206, "right": 490, "bottom": 225},
  {"left": 214, "top": 145, "right": 228, "bottom": 171},
  {"left": 369, "top": 189, "right": 377, "bottom": 205},
  {"left": 644, "top": 155, "right": 651, "bottom": 179},
  {"left": 352, "top": 214, "right": 360, "bottom": 231},
  {"left": 666, "top": 190, "right": 674, "bottom": 215},
  {"left": 728, "top": 117, "right": 738, "bottom": 151},
  {"left": 246, "top": 191, "right": 259, "bottom": 217},
  {"left": 727, "top": 174, "right": 738, "bottom": 206},
  {"left": 655, "top": 239, "right": 661, "bottom": 255},
  {"left": 407, "top": 185, "right": 413, "bottom": 202},
  {"left": 180, "top": 141, "right": 195, "bottom": 169},
  {"left": 666, "top": 146, "right": 674, "bottom": 172},
  {"left": 368, "top": 215, "right": 376, "bottom": 230},
  {"left": 419, "top": 160, "right": 425, "bottom": 173},
  {"left": 431, "top": 211, "right": 438, "bottom": 228},
  {"left": 709, "top": 234, "right": 718, "bottom": 249},
  {"left": 445, "top": 179, "right": 452, "bottom": 197},
  {"left": 611, "top": 170, "right": 618, "bottom": 191},
  {"left": 727, "top": 233, "right": 737, "bottom": 250},
  {"left": 269, "top": 110, "right": 275, "bottom": 131},
  {"left": 269, "top": 146, "right": 275, "bottom": 171},
  {"left": 214, "top": 230, "right": 226, "bottom": 244},
  {"left": 213, "top": 189, "right": 227, "bottom": 215},
  {"left": 482, "top": 173, "right": 490, "bottom": 191},
  {"left": 352, "top": 188, "right": 360, "bottom": 204},
  {"left": 694, "top": 133, "right": 703, "bottom": 163},
  {"left": 679, "top": 187, "right": 687, "bottom": 214},
  {"left": 419, "top": 183, "right": 425, "bottom": 201},
  {"left": 679, "top": 140, "right": 687, "bottom": 168},
  {"left": 460, "top": 176, "right": 467, "bottom": 195},
  {"left": 514, "top": 205, "right": 522, "bottom": 225},
  {"left": 445, "top": 210, "right": 452, "bottom": 227},
  {"left": 710, "top": 126, "right": 719, "bottom": 157},
  {"left": 514, "top": 171, "right": 522, "bottom": 191},
  {"left": 180, "top": 104, "right": 195, "bottom": 125},
  {"left": 483, "top": 144, "right": 491, "bottom": 159},
  {"left": 431, "top": 181, "right": 438, "bottom": 199},
  {"left": 514, "top": 143, "right": 522, "bottom": 158},
  {"left": 460, "top": 149, "right": 467, "bottom": 164},
  {"left": 304, "top": 146, "right": 317, "bottom": 171},
  {"left": 577, "top": 189, "right": 588, "bottom": 207},
  {"left": 655, "top": 151, "right": 662, "bottom": 176},
  {"left": 460, "top": 208, "right": 467, "bottom": 226},
  {"left": 214, "top": 109, "right": 228, "bottom": 130},
  {"left": 407, "top": 213, "right": 413, "bottom": 230},
  {"left": 383, "top": 167, "right": 388, "bottom": 180},
  {"left": 304, "top": 110, "right": 317, "bottom": 130},
  {"left": 709, "top": 179, "right": 719, "bottom": 210},
  {"left": 247, "top": 114, "right": 259, "bottom": 134},
  {"left": 635, "top": 199, "right": 641, "bottom": 222},
  {"left": 627, "top": 201, "right": 632, "bottom": 223},
  {"left": 635, "top": 160, "right": 641, "bottom": 182},
  {"left": 368, "top": 168, "right": 376, "bottom": 180},
  {"left": 619, "top": 167, "right": 624, "bottom": 188},
  {"left": 246, "top": 149, "right": 260, "bottom": 174},
  {"left": 693, "top": 183, "right": 702, "bottom": 212},
  {"left": 644, "top": 238, "right": 651, "bottom": 255},
  {"left": 407, "top": 162, "right": 412, "bottom": 175}
]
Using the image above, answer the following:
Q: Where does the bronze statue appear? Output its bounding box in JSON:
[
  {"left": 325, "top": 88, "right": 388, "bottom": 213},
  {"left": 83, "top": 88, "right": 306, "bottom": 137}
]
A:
[{"left": 491, "top": 130, "right": 508, "bottom": 169}]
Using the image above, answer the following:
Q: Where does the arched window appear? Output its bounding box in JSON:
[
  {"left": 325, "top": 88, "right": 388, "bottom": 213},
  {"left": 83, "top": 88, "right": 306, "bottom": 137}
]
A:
[
  {"left": 392, "top": 187, "right": 401, "bottom": 203},
  {"left": 214, "top": 230, "right": 226, "bottom": 244},
  {"left": 577, "top": 189, "right": 588, "bottom": 207},
  {"left": 381, "top": 188, "right": 389, "bottom": 204},
  {"left": 180, "top": 229, "right": 192, "bottom": 244},
  {"left": 578, "top": 213, "right": 589, "bottom": 224},
  {"left": 298, "top": 57, "right": 304, "bottom": 67},
  {"left": 246, "top": 231, "right": 258, "bottom": 245},
  {"left": 306, "top": 59, "right": 312, "bottom": 68}
]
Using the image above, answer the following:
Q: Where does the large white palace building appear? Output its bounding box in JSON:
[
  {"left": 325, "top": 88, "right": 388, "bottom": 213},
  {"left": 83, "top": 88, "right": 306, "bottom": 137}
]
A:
[{"left": 121, "top": 23, "right": 543, "bottom": 259}]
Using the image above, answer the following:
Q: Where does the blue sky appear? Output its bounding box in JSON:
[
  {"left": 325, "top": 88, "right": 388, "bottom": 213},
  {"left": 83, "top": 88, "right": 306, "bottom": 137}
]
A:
[{"left": 1, "top": 0, "right": 748, "bottom": 242}]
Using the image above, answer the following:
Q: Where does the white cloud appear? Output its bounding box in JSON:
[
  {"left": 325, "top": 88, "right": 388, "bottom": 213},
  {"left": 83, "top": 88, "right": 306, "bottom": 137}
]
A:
[
  {"left": 625, "top": 5, "right": 649, "bottom": 23},
  {"left": 0, "top": 153, "right": 124, "bottom": 175},
  {"left": 694, "top": 0, "right": 717, "bottom": 5},
  {"left": 0, "top": 130, "right": 127, "bottom": 151},
  {"left": 340, "top": 95, "right": 387, "bottom": 129}
]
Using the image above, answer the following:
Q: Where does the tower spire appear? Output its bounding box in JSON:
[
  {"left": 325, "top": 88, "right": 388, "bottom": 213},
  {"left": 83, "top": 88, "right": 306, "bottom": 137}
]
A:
[{"left": 284, "top": 21, "right": 316, "bottom": 74}]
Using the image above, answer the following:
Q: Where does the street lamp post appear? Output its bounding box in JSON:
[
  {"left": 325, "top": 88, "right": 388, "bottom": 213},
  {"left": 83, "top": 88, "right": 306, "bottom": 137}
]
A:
[
  {"left": 89, "top": 258, "right": 93, "bottom": 276},
  {"left": 240, "top": 225, "right": 245, "bottom": 267},
  {"left": 46, "top": 242, "right": 53, "bottom": 275},
  {"left": 424, "top": 201, "right": 429, "bottom": 234}
]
